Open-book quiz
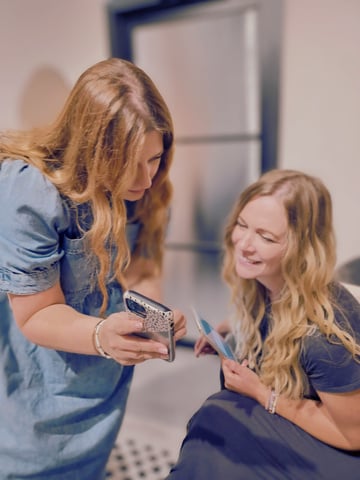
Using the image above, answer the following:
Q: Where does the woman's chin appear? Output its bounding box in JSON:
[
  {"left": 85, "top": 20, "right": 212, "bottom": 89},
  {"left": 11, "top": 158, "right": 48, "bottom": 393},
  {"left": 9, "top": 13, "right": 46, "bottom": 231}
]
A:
[{"left": 123, "top": 190, "right": 146, "bottom": 201}]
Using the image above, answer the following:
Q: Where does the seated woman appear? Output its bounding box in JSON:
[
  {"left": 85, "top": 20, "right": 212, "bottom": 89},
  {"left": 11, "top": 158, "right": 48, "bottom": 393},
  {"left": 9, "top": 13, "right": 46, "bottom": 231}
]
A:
[{"left": 166, "top": 169, "right": 360, "bottom": 480}]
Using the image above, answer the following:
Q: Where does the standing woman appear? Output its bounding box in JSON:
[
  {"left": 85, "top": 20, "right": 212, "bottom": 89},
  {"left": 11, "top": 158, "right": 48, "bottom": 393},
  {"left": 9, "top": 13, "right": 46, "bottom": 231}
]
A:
[
  {"left": 0, "top": 58, "right": 186, "bottom": 479},
  {"left": 167, "top": 169, "right": 360, "bottom": 480}
]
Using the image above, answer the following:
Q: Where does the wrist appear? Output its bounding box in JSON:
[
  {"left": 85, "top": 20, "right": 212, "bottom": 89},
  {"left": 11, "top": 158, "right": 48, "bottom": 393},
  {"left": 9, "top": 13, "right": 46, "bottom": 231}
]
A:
[
  {"left": 93, "top": 319, "right": 112, "bottom": 359},
  {"left": 265, "top": 389, "right": 279, "bottom": 414},
  {"left": 255, "top": 384, "right": 270, "bottom": 409}
]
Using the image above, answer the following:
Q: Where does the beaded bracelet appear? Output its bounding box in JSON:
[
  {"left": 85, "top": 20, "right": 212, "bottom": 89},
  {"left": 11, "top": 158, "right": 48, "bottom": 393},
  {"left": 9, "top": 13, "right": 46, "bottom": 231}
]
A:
[
  {"left": 93, "top": 319, "right": 112, "bottom": 359},
  {"left": 266, "top": 389, "right": 279, "bottom": 414}
]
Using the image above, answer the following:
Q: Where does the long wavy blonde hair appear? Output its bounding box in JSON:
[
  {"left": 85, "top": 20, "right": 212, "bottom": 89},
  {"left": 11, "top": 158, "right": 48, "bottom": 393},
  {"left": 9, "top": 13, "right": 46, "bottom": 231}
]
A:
[
  {"left": 222, "top": 169, "right": 360, "bottom": 398},
  {"left": 0, "top": 58, "right": 174, "bottom": 315}
]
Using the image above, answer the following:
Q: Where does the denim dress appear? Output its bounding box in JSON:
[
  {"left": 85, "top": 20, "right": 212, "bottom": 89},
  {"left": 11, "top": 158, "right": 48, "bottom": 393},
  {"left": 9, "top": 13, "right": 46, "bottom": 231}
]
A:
[{"left": 0, "top": 159, "right": 140, "bottom": 479}]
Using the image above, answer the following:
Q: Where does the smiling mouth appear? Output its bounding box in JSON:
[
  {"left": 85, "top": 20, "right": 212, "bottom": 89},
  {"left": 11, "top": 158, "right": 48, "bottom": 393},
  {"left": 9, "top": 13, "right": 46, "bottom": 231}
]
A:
[
  {"left": 128, "top": 188, "right": 145, "bottom": 194},
  {"left": 239, "top": 255, "right": 261, "bottom": 265}
]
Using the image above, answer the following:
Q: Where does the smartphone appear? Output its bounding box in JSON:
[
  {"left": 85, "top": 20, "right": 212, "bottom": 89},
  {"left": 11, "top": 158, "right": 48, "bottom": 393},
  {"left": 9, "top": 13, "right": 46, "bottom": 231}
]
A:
[
  {"left": 123, "top": 290, "right": 175, "bottom": 362},
  {"left": 192, "top": 307, "right": 237, "bottom": 360}
]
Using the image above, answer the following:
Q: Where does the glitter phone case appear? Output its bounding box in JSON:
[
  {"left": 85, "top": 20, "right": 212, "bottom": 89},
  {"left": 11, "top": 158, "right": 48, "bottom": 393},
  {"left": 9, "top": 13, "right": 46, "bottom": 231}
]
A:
[{"left": 124, "top": 290, "right": 175, "bottom": 362}]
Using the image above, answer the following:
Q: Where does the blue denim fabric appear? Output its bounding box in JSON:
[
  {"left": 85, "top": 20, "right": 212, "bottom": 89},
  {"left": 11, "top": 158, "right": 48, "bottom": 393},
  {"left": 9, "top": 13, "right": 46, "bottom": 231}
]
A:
[{"left": 0, "top": 160, "right": 139, "bottom": 479}]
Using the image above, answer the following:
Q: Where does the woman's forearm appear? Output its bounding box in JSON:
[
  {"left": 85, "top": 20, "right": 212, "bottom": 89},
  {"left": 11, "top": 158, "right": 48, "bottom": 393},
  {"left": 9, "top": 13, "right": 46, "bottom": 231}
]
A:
[
  {"left": 223, "top": 359, "right": 360, "bottom": 451},
  {"left": 21, "top": 303, "right": 100, "bottom": 354},
  {"left": 275, "top": 395, "right": 360, "bottom": 450}
]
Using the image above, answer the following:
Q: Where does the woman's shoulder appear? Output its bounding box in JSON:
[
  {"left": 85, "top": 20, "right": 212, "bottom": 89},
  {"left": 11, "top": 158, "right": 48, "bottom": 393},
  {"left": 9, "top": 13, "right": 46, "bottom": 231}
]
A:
[
  {"left": 301, "top": 281, "right": 360, "bottom": 355},
  {"left": 333, "top": 281, "right": 360, "bottom": 306},
  {"left": 1, "top": 158, "right": 52, "bottom": 189},
  {"left": 0, "top": 158, "right": 70, "bottom": 229},
  {"left": 331, "top": 281, "right": 360, "bottom": 327},
  {"left": 301, "top": 282, "right": 360, "bottom": 372}
]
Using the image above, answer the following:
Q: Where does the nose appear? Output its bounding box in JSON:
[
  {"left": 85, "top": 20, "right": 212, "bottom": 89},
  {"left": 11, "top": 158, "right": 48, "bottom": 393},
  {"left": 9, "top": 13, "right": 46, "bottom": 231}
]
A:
[
  {"left": 233, "top": 227, "right": 255, "bottom": 251},
  {"left": 134, "top": 162, "right": 152, "bottom": 190}
]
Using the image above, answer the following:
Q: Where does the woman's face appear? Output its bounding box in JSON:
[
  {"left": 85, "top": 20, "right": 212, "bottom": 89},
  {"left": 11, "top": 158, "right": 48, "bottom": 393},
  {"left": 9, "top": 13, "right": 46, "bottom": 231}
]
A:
[
  {"left": 231, "top": 194, "right": 288, "bottom": 298},
  {"left": 123, "top": 130, "right": 164, "bottom": 201}
]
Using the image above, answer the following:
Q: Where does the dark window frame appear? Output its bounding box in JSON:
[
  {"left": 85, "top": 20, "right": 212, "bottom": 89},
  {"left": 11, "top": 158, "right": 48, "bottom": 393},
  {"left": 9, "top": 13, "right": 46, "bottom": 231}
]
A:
[{"left": 106, "top": 0, "right": 283, "bottom": 172}]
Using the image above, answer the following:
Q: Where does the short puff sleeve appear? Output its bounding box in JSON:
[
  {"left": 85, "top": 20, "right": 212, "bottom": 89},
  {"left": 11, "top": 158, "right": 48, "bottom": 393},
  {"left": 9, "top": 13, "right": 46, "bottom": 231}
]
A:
[
  {"left": 0, "top": 159, "right": 70, "bottom": 294},
  {"left": 301, "top": 285, "right": 360, "bottom": 394}
]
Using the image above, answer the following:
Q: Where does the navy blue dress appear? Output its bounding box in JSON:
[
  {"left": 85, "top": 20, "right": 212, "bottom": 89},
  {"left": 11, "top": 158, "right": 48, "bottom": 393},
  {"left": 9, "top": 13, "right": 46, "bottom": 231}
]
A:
[{"left": 167, "top": 284, "right": 360, "bottom": 480}]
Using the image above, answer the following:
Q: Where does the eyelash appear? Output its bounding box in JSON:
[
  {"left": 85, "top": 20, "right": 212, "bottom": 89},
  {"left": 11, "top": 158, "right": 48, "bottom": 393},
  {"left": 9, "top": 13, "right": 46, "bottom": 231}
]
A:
[
  {"left": 262, "top": 236, "right": 275, "bottom": 243},
  {"left": 236, "top": 221, "right": 275, "bottom": 243}
]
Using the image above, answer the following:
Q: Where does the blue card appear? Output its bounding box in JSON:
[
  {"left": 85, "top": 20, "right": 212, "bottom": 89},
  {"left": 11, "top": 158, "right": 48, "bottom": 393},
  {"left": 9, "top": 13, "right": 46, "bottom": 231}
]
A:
[{"left": 192, "top": 308, "right": 237, "bottom": 360}]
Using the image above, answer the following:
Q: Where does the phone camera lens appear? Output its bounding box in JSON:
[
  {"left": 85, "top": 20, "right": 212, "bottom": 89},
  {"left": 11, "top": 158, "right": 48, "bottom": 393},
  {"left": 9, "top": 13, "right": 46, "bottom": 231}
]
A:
[{"left": 126, "top": 299, "right": 146, "bottom": 317}]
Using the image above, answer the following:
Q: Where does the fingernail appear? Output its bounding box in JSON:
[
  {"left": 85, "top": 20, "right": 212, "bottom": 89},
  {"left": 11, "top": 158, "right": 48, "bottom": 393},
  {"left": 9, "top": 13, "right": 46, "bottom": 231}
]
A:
[
  {"left": 135, "top": 322, "right": 143, "bottom": 330},
  {"left": 159, "top": 347, "right": 168, "bottom": 355}
]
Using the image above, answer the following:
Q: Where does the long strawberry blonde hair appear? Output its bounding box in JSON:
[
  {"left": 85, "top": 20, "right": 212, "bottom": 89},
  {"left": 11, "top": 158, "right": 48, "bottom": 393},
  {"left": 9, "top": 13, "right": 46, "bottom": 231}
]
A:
[
  {"left": 0, "top": 58, "right": 174, "bottom": 315},
  {"left": 222, "top": 169, "right": 360, "bottom": 398}
]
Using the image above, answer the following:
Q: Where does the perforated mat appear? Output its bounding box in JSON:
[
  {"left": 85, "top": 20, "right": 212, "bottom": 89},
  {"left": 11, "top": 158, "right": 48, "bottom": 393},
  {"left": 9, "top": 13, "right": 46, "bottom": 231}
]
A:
[{"left": 106, "top": 416, "right": 183, "bottom": 480}]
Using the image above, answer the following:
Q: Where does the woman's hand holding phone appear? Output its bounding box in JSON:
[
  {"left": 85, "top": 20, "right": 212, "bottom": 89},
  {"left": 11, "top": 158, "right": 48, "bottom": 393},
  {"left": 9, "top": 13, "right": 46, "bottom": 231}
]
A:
[
  {"left": 123, "top": 290, "right": 187, "bottom": 362},
  {"left": 94, "top": 310, "right": 171, "bottom": 365}
]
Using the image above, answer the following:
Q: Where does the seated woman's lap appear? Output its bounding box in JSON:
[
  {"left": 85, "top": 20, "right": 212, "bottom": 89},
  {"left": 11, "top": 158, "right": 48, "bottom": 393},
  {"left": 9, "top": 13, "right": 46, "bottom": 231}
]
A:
[{"left": 166, "top": 389, "right": 360, "bottom": 480}]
